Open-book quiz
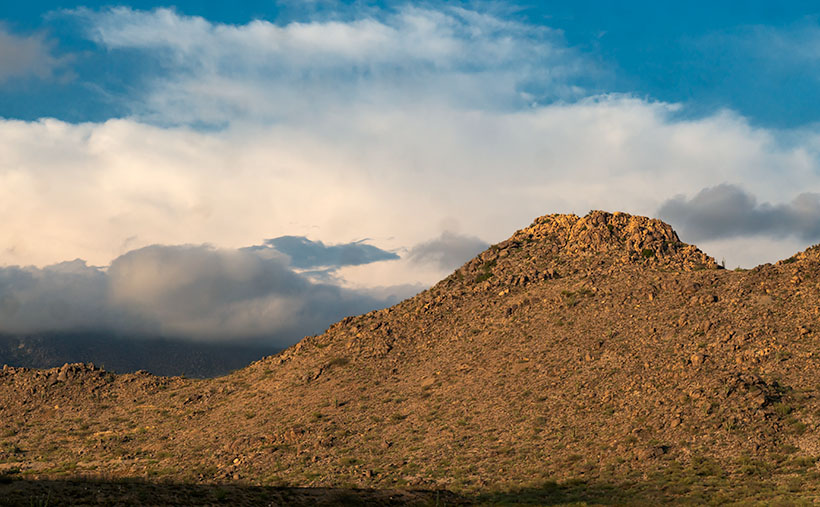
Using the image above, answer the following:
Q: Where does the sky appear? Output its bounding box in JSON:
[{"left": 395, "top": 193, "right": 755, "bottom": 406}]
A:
[{"left": 1, "top": 1, "right": 820, "bottom": 344}]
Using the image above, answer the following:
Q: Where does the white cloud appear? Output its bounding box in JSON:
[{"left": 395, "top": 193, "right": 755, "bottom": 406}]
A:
[
  {"left": 69, "top": 6, "right": 590, "bottom": 125},
  {"left": 2, "top": 97, "right": 819, "bottom": 275}
]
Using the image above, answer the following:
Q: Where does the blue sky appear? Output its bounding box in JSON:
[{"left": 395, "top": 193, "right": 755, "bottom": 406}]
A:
[{"left": 2, "top": 1, "right": 820, "bottom": 342}]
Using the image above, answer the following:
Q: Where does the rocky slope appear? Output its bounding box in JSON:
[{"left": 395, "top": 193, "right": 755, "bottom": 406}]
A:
[{"left": 2, "top": 210, "right": 820, "bottom": 505}]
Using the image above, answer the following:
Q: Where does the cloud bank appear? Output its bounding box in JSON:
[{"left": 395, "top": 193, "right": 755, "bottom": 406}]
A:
[
  {"left": 0, "top": 240, "right": 405, "bottom": 344},
  {"left": 658, "top": 184, "right": 820, "bottom": 242},
  {"left": 3, "top": 99, "right": 817, "bottom": 272}
]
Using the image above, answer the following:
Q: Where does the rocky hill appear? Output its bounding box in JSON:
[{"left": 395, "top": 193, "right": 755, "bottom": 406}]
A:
[{"left": 2, "top": 210, "right": 820, "bottom": 505}]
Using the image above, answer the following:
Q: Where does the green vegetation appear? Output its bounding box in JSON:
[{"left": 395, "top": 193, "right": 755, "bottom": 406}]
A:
[
  {"left": 560, "top": 287, "right": 593, "bottom": 307},
  {"left": 474, "top": 259, "right": 497, "bottom": 283}
]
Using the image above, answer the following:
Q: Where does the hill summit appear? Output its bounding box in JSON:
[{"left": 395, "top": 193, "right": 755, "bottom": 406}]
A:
[
  {"left": 513, "top": 210, "right": 717, "bottom": 268},
  {"left": 452, "top": 210, "right": 718, "bottom": 289},
  {"left": 2, "top": 211, "right": 820, "bottom": 505}
]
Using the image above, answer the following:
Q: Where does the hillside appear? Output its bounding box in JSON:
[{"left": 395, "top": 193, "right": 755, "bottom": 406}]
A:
[{"left": 2, "top": 210, "right": 820, "bottom": 505}]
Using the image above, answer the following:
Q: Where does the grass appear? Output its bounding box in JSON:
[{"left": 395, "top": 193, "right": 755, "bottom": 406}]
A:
[
  {"left": 3, "top": 443, "right": 23, "bottom": 455},
  {"left": 474, "top": 271, "right": 493, "bottom": 283},
  {"left": 474, "top": 259, "right": 497, "bottom": 283},
  {"left": 560, "top": 288, "right": 593, "bottom": 307},
  {"left": 773, "top": 402, "right": 793, "bottom": 416}
]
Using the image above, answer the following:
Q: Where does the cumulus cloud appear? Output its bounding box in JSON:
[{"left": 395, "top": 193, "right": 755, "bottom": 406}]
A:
[
  {"left": 658, "top": 184, "right": 820, "bottom": 242},
  {"left": 260, "top": 236, "right": 398, "bottom": 269},
  {"left": 0, "top": 243, "right": 400, "bottom": 344},
  {"left": 1, "top": 98, "right": 819, "bottom": 272},
  {"left": 69, "top": 6, "right": 592, "bottom": 124},
  {"left": 407, "top": 231, "right": 489, "bottom": 271},
  {"left": 0, "top": 25, "right": 68, "bottom": 83}
]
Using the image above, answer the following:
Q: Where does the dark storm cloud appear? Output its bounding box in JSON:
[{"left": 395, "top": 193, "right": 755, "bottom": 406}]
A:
[
  {"left": 0, "top": 259, "right": 119, "bottom": 333},
  {"left": 658, "top": 183, "right": 820, "bottom": 241},
  {"left": 261, "top": 236, "right": 399, "bottom": 269},
  {"left": 0, "top": 243, "right": 402, "bottom": 345},
  {"left": 108, "top": 244, "right": 397, "bottom": 340},
  {"left": 407, "top": 232, "right": 489, "bottom": 271}
]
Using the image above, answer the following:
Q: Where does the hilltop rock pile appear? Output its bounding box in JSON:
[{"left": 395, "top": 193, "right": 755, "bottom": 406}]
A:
[
  {"left": 518, "top": 211, "right": 717, "bottom": 268},
  {"left": 451, "top": 211, "right": 718, "bottom": 298}
]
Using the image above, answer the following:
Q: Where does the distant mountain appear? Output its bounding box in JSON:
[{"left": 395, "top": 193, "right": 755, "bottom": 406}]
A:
[
  {"left": 0, "top": 333, "right": 278, "bottom": 378},
  {"left": 2, "top": 211, "right": 820, "bottom": 504}
]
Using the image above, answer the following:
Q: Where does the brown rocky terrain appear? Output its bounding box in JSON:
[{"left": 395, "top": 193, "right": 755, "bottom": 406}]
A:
[{"left": 2, "top": 210, "right": 820, "bottom": 505}]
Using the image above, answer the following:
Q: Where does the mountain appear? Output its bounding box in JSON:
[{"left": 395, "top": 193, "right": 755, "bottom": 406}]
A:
[
  {"left": 2, "top": 210, "right": 820, "bottom": 505},
  {"left": 0, "top": 333, "right": 278, "bottom": 378}
]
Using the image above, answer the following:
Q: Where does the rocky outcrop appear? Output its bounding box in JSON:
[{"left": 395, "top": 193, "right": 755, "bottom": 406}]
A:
[{"left": 516, "top": 210, "right": 718, "bottom": 269}]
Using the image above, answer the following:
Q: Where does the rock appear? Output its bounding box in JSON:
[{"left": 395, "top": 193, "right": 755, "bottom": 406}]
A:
[
  {"left": 636, "top": 445, "right": 668, "bottom": 459},
  {"left": 56, "top": 363, "right": 69, "bottom": 382}
]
